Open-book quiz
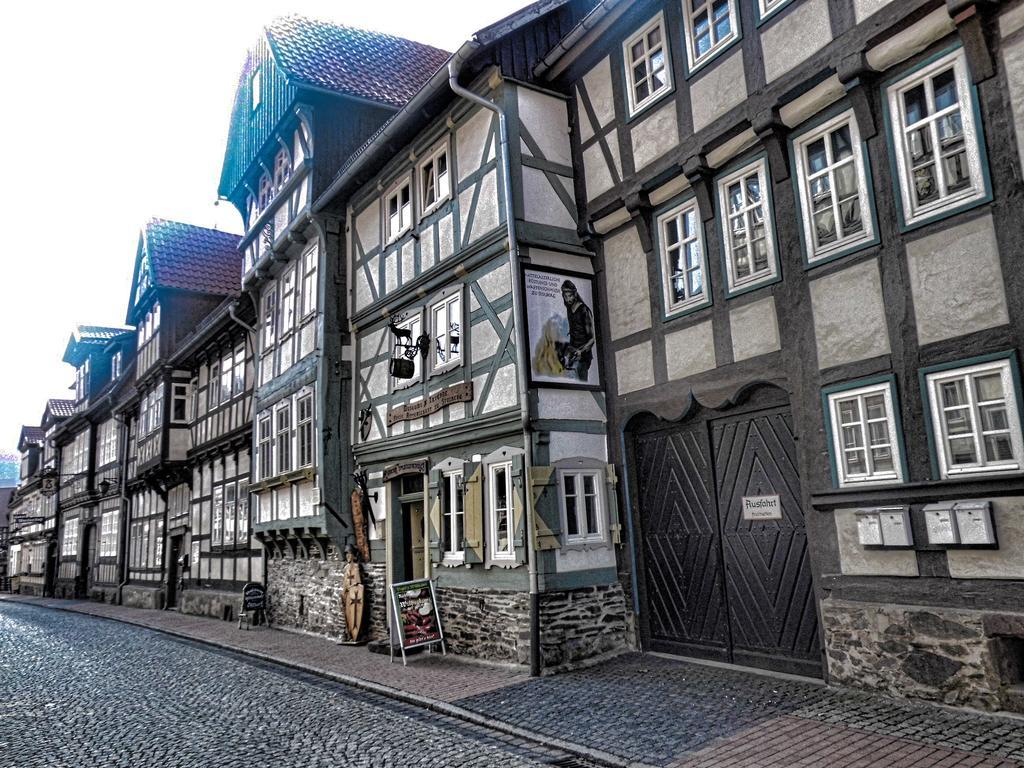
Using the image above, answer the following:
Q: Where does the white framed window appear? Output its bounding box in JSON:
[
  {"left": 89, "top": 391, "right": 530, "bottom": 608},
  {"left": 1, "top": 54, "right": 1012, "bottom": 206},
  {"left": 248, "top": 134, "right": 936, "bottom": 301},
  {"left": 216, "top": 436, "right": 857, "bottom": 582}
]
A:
[
  {"left": 419, "top": 141, "right": 451, "bottom": 217},
  {"left": 111, "top": 351, "right": 122, "bottom": 381},
  {"left": 384, "top": 177, "right": 413, "bottom": 244},
  {"left": 276, "top": 403, "right": 292, "bottom": 475},
  {"left": 391, "top": 313, "right": 423, "bottom": 389},
  {"left": 273, "top": 148, "right": 292, "bottom": 192},
  {"left": 232, "top": 344, "right": 245, "bottom": 397},
  {"left": 297, "top": 394, "right": 314, "bottom": 468},
  {"left": 100, "top": 510, "right": 119, "bottom": 557},
  {"left": 925, "top": 358, "right": 1024, "bottom": 478},
  {"left": 220, "top": 352, "right": 234, "bottom": 405},
  {"left": 430, "top": 291, "right": 462, "bottom": 372},
  {"left": 886, "top": 48, "right": 988, "bottom": 228},
  {"left": 717, "top": 157, "right": 778, "bottom": 294},
  {"left": 251, "top": 66, "right": 262, "bottom": 111},
  {"left": 262, "top": 286, "right": 278, "bottom": 353},
  {"left": 442, "top": 472, "right": 464, "bottom": 560},
  {"left": 171, "top": 383, "right": 190, "bottom": 424},
  {"left": 683, "top": 0, "right": 739, "bottom": 73},
  {"left": 257, "top": 414, "right": 272, "bottom": 480},
  {"left": 61, "top": 520, "right": 79, "bottom": 557},
  {"left": 209, "top": 362, "right": 221, "bottom": 409},
  {"left": 757, "top": 0, "right": 789, "bottom": 22},
  {"left": 826, "top": 381, "right": 904, "bottom": 487},
  {"left": 224, "top": 482, "right": 237, "bottom": 546},
  {"left": 794, "top": 110, "right": 876, "bottom": 263},
  {"left": 623, "top": 14, "right": 672, "bottom": 117},
  {"left": 237, "top": 481, "right": 249, "bottom": 542},
  {"left": 560, "top": 470, "right": 604, "bottom": 544},
  {"left": 657, "top": 198, "right": 708, "bottom": 315},
  {"left": 488, "top": 462, "right": 514, "bottom": 560},
  {"left": 301, "top": 247, "right": 318, "bottom": 318},
  {"left": 280, "top": 266, "right": 296, "bottom": 337},
  {"left": 212, "top": 485, "right": 224, "bottom": 546},
  {"left": 258, "top": 174, "right": 273, "bottom": 212}
]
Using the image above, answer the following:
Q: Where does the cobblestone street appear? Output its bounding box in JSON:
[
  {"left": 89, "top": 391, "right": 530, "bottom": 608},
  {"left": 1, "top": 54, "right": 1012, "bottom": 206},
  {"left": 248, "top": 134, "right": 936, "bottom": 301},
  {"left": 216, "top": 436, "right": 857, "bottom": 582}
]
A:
[{"left": 3, "top": 597, "right": 1023, "bottom": 767}]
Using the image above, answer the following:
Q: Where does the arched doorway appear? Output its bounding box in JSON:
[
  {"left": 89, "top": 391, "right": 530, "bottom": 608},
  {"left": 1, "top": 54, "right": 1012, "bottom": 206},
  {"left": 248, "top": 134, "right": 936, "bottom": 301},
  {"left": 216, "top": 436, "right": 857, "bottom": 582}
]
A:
[{"left": 630, "top": 384, "right": 822, "bottom": 677}]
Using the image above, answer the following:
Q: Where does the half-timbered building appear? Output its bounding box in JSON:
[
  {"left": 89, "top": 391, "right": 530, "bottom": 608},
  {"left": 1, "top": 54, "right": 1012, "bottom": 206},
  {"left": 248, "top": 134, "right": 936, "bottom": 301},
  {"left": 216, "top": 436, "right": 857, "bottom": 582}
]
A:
[
  {"left": 168, "top": 295, "right": 260, "bottom": 618},
  {"left": 529, "top": 0, "right": 1024, "bottom": 709},
  {"left": 317, "top": 0, "right": 632, "bottom": 670},
  {"left": 51, "top": 325, "right": 134, "bottom": 600},
  {"left": 7, "top": 401, "right": 73, "bottom": 596},
  {"left": 218, "top": 16, "right": 449, "bottom": 635},
  {"left": 119, "top": 218, "right": 242, "bottom": 609}
]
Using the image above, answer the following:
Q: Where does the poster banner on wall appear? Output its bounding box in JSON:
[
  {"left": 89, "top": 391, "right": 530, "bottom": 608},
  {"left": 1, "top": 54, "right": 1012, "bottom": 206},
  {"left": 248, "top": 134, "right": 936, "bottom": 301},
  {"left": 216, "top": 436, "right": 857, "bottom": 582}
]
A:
[
  {"left": 522, "top": 266, "right": 601, "bottom": 389},
  {"left": 389, "top": 578, "right": 446, "bottom": 665}
]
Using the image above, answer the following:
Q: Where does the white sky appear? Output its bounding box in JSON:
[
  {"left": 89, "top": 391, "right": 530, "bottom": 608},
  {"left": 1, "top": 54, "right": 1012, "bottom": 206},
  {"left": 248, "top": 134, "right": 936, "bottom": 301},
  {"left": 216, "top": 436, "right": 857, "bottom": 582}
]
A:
[{"left": 0, "top": 0, "right": 533, "bottom": 456}]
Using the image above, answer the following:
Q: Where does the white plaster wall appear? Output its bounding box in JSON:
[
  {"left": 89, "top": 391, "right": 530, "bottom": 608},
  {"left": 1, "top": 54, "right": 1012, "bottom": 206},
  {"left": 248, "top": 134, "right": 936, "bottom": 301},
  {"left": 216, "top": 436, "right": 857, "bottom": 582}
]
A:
[
  {"left": 555, "top": 545, "right": 617, "bottom": 573},
  {"left": 457, "top": 108, "right": 494, "bottom": 183},
  {"left": 578, "top": 56, "right": 616, "bottom": 143},
  {"left": 665, "top": 320, "right": 716, "bottom": 381},
  {"left": 690, "top": 49, "right": 747, "bottom": 132},
  {"left": 730, "top": 297, "right": 781, "bottom": 362},
  {"left": 853, "top": 0, "right": 896, "bottom": 23},
  {"left": 583, "top": 139, "right": 622, "bottom": 201},
  {"left": 459, "top": 168, "right": 500, "bottom": 246},
  {"left": 538, "top": 390, "right": 606, "bottom": 422},
  {"left": 478, "top": 261, "right": 511, "bottom": 304},
  {"left": 615, "top": 341, "right": 654, "bottom": 395},
  {"left": 547, "top": 431, "right": 608, "bottom": 464},
  {"left": 810, "top": 258, "right": 890, "bottom": 369},
  {"left": 517, "top": 87, "right": 572, "bottom": 167},
  {"left": 834, "top": 508, "right": 919, "bottom": 576},
  {"left": 630, "top": 101, "right": 679, "bottom": 171},
  {"left": 948, "top": 498, "right": 1024, "bottom": 580},
  {"left": 355, "top": 200, "right": 380, "bottom": 252},
  {"left": 761, "top": 0, "right": 831, "bottom": 83},
  {"left": 603, "top": 226, "right": 652, "bottom": 340},
  {"left": 523, "top": 167, "right": 576, "bottom": 229},
  {"left": 906, "top": 214, "right": 1008, "bottom": 346}
]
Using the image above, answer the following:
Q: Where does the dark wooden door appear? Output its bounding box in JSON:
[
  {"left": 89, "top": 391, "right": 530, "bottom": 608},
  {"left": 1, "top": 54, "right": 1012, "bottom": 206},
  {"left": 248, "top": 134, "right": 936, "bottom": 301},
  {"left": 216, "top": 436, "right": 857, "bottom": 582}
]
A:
[
  {"left": 634, "top": 420, "right": 730, "bottom": 661},
  {"left": 634, "top": 403, "right": 822, "bottom": 677},
  {"left": 711, "top": 407, "right": 821, "bottom": 677}
]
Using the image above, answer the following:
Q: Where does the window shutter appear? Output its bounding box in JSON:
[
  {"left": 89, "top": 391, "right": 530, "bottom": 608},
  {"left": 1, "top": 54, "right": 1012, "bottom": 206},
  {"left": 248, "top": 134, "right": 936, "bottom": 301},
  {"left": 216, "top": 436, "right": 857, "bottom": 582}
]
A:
[
  {"left": 462, "top": 462, "right": 484, "bottom": 564},
  {"left": 606, "top": 464, "right": 622, "bottom": 545},
  {"left": 427, "top": 469, "right": 443, "bottom": 564},
  {"left": 510, "top": 455, "right": 527, "bottom": 564},
  {"left": 530, "top": 465, "right": 561, "bottom": 551}
]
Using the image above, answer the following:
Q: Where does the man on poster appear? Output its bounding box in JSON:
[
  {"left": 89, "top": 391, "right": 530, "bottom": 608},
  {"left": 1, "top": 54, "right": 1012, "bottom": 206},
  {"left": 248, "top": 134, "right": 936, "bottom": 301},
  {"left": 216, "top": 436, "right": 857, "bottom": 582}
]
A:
[{"left": 559, "top": 280, "right": 595, "bottom": 381}]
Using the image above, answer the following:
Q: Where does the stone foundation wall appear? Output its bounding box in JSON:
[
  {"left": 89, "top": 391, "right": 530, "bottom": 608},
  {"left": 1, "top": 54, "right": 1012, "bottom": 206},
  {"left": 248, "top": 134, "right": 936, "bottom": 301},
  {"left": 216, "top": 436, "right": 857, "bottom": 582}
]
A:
[
  {"left": 822, "top": 598, "right": 1024, "bottom": 712},
  {"left": 121, "top": 584, "right": 163, "bottom": 610},
  {"left": 364, "top": 561, "right": 387, "bottom": 643},
  {"left": 433, "top": 583, "right": 630, "bottom": 670},
  {"left": 539, "top": 583, "right": 629, "bottom": 671},
  {"left": 266, "top": 548, "right": 347, "bottom": 639},
  {"left": 18, "top": 581, "right": 46, "bottom": 597},
  {"left": 180, "top": 589, "right": 241, "bottom": 622},
  {"left": 88, "top": 586, "right": 118, "bottom": 604},
  {"left": 54, "top": 580, "right": 77, "bottom": 600}
]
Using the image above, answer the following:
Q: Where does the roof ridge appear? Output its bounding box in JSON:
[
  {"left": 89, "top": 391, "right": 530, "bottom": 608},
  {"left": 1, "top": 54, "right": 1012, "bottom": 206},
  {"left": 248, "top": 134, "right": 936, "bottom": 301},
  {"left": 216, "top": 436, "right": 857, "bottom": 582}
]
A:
[{"left": 265, "top": 14, "right": 450, "bottom": 57}]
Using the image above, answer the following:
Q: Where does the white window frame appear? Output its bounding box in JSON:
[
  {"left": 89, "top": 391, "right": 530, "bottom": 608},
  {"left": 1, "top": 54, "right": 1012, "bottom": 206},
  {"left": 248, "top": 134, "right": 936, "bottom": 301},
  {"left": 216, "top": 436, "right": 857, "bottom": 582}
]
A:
[
  {"left": 717, "top": 157, "right": 779, "bottom": 294},
  {"left": 793, "top": 110, "right": 876, "bottom": 263},
  {"left": 885, "top": 48, "right": 988, "bottom": 228},
  {"left": 682, "top": 0, "right": 739, "bottom": 74},
  {"left": 262, "top": 285, "right": 277, "bottom": 353},
  {"left": 559, "top": 469, "right": 605, "bottom": 545},
  {"left": 212, "top": 485, "right": 224, "bottom": 546},
  {"left": 275, "top": 403, "right": 293, "bottom": 475},
  {"left": 442, "top": 471, "right": 465, "bottom": 562},
  {"left": 61, "top": 520, "right": 79, "bottom": 557},
  {"left": 757, "top": 0, "right": 789, "bottom": 22},
  {"left": 257, "top": 414, "right": 273, "bottom": 481},
  {"left": 232, "top": 343, "right": 245, "bottom": 397},
  {"left": 419, "top": 140, "right": 451, "bottom": 218},
  {"left": 827, "top": 382, "right": 905, "bottom": 487},
  {"left": 623, "top": 14, "right": 672, "bottom": 117},
  {"left": 251, "top": 67, "right": 262, "bottom": 111},
  {"left": 224, "top": 482, "right": 237, "bottom": 546},
  {"left": 384, "top": 176, "right": 413, "bottom": 245},
  {"left": 488, "top": 462, "right": 514, "bottom": 560},
  {"left": 171, "top": 383, "right": 190, "bottom": 424},
  {"left": 237, "top": 481, "right": 249, "bottom": 542},
  {"left": 300, "top": 246, "right": 318, "bottom": 319},
  {"left": 280, "top": 266, "right": 296, "bottom": 338},
  {"left": 657, "top": 197, "right": 709, "bottom": 316},
  {"left": 429, "top": 289, "right": 463, "bottom": 374},
  {"left": 296, "top": 394, "right": 314, "bottom": 468},
  {"left": 925, "top": 359, "right": 1024, "bottom": 479}
]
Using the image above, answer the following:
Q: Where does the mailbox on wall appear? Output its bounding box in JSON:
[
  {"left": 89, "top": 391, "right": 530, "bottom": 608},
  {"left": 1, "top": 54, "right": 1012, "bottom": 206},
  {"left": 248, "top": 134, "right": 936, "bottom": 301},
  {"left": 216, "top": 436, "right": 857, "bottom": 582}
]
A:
[
  {"left": 924, "top": 502, "right": 958, "bottom": 545},
  {"left": 923, "top": 500, "right": 997, "bottom": 546},
  {"left": 857, "top": 506, "right": 912, "bottom": 548}
]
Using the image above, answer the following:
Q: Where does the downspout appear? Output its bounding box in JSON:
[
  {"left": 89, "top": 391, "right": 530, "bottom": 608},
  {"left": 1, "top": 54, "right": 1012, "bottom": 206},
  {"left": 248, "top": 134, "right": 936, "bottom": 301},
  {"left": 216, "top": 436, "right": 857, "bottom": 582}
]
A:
[
  {"left": 114, "top": 409, "right": 131, "bottom": 605},
  {"left": 448, "top": 50, "right": 542, "bottom": 677}
]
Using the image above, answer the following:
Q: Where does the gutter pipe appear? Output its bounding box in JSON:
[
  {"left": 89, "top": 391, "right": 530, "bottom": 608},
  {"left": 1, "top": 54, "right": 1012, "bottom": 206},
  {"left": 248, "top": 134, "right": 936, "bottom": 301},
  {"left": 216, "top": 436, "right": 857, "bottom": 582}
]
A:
[{"left": 447, "top": 46, "right": 542, "bottom": 678}]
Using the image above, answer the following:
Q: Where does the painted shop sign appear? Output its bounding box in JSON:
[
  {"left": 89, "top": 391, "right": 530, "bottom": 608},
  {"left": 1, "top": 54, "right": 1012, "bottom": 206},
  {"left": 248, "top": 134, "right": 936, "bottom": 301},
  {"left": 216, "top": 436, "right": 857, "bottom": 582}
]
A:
[
  {"left": 389, "top": 578, "right": 446, "bottom": 666},
  {"left": 523, "top": 265, "right": 601, "bottom": 389},
  {"left": 242, "top": 582, "right": 266, "bottom": 612},
  {"left": 383, "top": 460, "right": 430, "bottom": 483},
  {"left": 386, "top": 382, "right": 473, "bottom": 426},
  {"left": 741, "top": 495, "right": 782, "bottom": 520}
]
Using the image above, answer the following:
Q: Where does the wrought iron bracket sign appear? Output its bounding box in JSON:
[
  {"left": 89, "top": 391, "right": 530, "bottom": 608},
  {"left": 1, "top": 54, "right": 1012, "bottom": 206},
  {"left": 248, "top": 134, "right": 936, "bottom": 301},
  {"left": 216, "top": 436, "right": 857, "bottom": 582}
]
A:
[{"left": 386, "top": 382, "right": 473, "bottom": 426}]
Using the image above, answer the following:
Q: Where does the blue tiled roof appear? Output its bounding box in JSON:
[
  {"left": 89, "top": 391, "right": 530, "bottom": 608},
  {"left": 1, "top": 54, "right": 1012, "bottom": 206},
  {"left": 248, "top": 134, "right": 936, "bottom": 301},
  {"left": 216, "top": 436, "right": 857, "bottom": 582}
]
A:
[
  {"left": 265, "top": 16, "right": 451, "bottom": 108},
  {"left": 143, "top": 219, "right": 243, "bottom": 296}
]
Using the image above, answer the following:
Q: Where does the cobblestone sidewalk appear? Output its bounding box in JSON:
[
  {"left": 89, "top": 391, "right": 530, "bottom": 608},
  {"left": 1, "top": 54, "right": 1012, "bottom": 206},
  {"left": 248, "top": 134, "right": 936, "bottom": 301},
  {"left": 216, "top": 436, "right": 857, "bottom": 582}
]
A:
[{"left": 4, "top": 594, "right": 1022, "bottom": 768}]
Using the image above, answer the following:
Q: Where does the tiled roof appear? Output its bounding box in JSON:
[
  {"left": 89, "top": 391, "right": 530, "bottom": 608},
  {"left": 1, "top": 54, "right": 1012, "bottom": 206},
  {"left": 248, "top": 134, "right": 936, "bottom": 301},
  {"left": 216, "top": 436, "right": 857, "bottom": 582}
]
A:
[
  {"left": 144, "top": 218, "right": 243, "bottom": 296},
  {"left": 47, "top": 399, "right": 76, "bottom": 419},
  {"left": 76, "top": 325, "right": 130, "bottom": 342},
  {"left": 265, "top": 16, "right": 451, "bottom": 108},
  {"left": 20, "top": 426, "right": 44, "bottom": 445}
]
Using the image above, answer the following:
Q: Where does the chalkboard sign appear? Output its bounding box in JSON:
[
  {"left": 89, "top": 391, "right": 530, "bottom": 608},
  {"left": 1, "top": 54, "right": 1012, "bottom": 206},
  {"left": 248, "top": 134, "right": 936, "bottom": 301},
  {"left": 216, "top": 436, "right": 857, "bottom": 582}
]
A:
[
  {"left": 389, "top": 579, "right": 446, "bottom": 664},
  {"left": 242, "top": 582, "right": 266, "bottom": 612}
]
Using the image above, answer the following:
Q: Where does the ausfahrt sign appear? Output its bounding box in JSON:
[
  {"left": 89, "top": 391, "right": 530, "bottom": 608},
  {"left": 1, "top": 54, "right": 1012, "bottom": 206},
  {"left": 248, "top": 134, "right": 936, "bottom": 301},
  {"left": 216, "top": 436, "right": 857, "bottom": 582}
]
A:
[{"left": 741, "top": 495, "right": 782, "bottom": 520}]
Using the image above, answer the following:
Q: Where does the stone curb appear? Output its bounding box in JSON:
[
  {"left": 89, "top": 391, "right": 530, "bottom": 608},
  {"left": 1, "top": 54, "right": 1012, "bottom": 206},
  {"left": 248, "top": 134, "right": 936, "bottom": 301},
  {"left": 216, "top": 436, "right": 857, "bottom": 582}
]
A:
[{"left": 2, "top": 597, "right": 656, "bottom": 768}]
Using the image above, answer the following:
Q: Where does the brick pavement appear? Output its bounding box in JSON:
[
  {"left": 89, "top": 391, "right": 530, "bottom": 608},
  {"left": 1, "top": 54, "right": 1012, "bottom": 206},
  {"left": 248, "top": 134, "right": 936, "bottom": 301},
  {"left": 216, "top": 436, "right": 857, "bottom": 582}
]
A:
[{"left": 4, "top": 594, "right": 1023, "bottom": 768}]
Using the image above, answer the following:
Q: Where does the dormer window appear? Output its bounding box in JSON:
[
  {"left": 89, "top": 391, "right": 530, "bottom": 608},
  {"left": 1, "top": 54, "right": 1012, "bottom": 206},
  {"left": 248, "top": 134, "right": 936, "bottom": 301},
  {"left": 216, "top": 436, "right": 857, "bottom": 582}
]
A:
[
  {"left": 251, "top": 67, "right": 262, "bottom": 111},
  {"left": 74, "top": 359, "right": 90, "bottom": 402},
  {"left": 111, "top": 351, "right": 122, "bottom": 381},
  {"left": 273, "top": 149, "right": 292, "bottom": 192}
]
